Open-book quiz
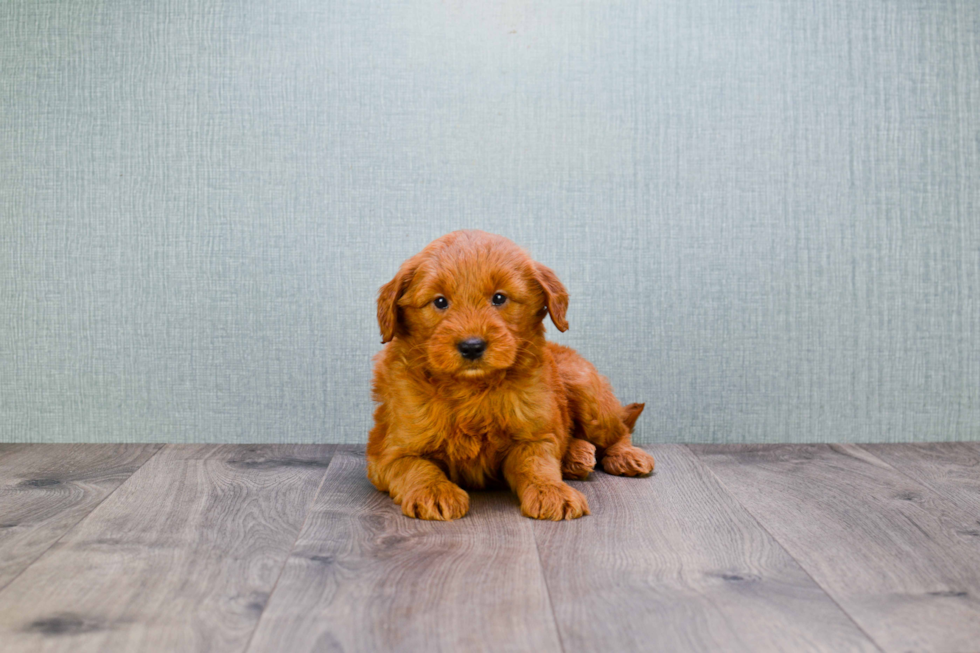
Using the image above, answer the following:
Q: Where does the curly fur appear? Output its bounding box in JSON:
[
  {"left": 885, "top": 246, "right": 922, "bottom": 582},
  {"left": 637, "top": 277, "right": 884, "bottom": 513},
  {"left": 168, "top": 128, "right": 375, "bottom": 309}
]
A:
[{"left": 367, "top": 230, "right": 654, "bottom": 521}]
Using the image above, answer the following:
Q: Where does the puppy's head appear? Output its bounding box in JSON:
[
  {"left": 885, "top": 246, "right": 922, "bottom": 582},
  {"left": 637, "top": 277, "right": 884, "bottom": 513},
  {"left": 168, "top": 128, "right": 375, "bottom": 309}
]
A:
[{"left": 377, "top": 230, "right": 568, "bottom": 378}]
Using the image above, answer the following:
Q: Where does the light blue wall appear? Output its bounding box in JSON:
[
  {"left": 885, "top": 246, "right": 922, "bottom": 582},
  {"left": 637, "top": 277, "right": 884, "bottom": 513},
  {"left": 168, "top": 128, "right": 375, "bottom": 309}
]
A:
[{"left": 2, "top": 0, "right": 978, "bottom": 444}]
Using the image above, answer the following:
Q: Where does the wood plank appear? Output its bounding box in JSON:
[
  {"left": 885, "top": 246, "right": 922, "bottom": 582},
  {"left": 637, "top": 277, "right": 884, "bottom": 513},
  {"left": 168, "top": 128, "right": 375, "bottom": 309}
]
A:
[
  {"left": 246, "top": 446, "right": 563, "bottom": 653},
  {"left": 0, "top": 444, "right": 162, "bottom": 590},
  {"left": 533, "top": 444, "right": 879, "bottom": 653},
  {"left": 860, "top": 443, "right": 980, "bottom": 518},
  {"left": 691, "top": 444, "right": 980, "bottom": 653},
  {"left": 0, "top": 444, "right": 335, "bottom": 653}
]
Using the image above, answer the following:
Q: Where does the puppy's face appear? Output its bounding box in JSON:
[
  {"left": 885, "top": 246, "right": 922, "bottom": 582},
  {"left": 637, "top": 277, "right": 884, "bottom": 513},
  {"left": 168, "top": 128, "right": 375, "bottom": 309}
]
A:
[{"left": 377, "top": 231, "right": 568, "bottom": 378}]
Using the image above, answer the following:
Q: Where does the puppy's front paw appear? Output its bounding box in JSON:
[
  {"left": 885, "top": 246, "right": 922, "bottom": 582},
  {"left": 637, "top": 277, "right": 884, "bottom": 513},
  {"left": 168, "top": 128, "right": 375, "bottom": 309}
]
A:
[
  {"left": 602, "top": 446, "right": 655, "bottom": 476},
  {"left": 520, "top": 482, "right": 590, "bottom": 520},
  {"left": 400, "top": 482, "right": 470, "bottom": 521}
]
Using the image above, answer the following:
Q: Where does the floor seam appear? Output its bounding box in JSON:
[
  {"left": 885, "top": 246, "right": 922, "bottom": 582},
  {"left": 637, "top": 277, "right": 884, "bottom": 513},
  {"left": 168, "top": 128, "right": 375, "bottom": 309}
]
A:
[
  {"left": 0, "top": 443, "right": 167, "bottom": 595},
  {"left": 240, "top": 444, "right": 339, "bottom": 653},
  {"left": 683, "top": 444, "right": 887, "bottom": 653},
  {"left": 853, "top": 443, "right": 976, "bottom": 512},
  {"left": 531, "top": 524, "right": 568, "bottom": 653}
]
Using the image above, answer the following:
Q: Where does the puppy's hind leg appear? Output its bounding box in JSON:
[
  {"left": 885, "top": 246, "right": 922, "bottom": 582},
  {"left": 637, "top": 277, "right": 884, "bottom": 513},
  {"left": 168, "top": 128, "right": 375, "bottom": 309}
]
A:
[
  {"left": 561, "top": 438, "right": 596, "bottom": 480},
  {"left": 565, "top": 364, "right": 655, "bottom": 477},
  {"left": 597, "top": 401, "right": 655, "bottom": 475}
]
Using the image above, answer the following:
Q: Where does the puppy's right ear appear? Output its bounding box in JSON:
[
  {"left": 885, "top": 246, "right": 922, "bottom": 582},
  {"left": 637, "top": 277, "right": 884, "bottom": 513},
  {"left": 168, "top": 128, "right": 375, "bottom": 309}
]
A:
[{"left": 377, "top": 260, "right": 417, "bottom": 344}]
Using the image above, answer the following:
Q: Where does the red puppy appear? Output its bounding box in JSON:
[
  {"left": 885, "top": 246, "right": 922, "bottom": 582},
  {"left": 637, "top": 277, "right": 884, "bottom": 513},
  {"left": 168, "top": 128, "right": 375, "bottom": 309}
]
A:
[{"left": 367, "top": 230, "right": 654, "bottom": 520}]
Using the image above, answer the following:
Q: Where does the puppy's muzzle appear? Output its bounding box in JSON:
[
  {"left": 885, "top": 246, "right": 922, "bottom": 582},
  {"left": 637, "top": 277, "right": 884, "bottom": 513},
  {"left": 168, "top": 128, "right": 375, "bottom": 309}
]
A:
[{"left": 457, "top": 338, "right": 487, "bottom": 360}]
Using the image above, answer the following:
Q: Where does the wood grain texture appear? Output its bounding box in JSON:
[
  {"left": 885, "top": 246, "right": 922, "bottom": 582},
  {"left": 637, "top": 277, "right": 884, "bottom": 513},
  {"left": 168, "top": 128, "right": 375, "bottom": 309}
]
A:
[
  {"left": 0, "top": 444, "right": 162, "bottom": 591},
  {"left": 246, "top": 446, "right": 563, "bottom": 653},
  {"left": 533, "top": 444, "right": 879, "bottom": 653},
  {"left": 691, "top": 444, "right": 980, "bottom": 653},
  {"left": 0, "top": 444, "right": 335, "bottom": 653},
  {"left": 860, "top": 443, "right": 980, "bottom": 517}
]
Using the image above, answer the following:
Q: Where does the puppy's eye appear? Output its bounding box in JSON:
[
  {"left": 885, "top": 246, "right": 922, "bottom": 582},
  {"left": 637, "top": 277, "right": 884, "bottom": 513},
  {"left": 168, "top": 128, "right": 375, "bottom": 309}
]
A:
[
  {"left": 491, "top": 293, "right": 507, "bottom": 306},
  {"left": 433, "top": 296, "right": 449, "bottom": 310}
]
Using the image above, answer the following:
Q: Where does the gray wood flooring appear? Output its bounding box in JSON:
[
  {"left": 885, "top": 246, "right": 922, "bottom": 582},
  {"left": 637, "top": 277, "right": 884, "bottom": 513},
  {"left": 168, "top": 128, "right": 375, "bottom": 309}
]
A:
[{"left": 0, "top": 443, "right": 978, "bottom": 653}]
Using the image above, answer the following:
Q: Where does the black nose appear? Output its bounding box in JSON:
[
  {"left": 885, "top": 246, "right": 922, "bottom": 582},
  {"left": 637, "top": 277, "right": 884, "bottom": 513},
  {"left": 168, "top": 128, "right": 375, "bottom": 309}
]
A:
[{"left": 457, "top": 338, "right": 487, "bottom": 360}]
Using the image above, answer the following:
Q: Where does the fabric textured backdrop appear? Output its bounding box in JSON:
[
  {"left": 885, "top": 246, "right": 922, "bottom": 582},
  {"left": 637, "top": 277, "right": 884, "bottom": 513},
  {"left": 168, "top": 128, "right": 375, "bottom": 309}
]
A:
[{"left": 1, "top": 0, "right": 978, "bottom": 444}]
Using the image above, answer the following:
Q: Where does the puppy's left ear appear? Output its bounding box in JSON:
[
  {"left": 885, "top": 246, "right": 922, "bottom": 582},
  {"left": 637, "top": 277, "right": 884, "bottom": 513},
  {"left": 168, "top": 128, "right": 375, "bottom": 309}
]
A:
[
  {"left": 377, "top": 259, "right": 418, "bottom": 344},
  {"left": 533, "top": 262, "right": 569, "bottom": 332}
]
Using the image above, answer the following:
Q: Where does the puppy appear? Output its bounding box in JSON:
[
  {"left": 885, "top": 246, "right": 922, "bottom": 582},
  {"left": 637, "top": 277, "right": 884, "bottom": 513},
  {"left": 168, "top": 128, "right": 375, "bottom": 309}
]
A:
[{"left": 367, "top": 230, "right": 654, "bottom": 521}]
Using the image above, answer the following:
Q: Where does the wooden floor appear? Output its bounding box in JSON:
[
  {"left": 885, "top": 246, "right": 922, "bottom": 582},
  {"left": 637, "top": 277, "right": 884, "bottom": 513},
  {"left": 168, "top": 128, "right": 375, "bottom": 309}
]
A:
[{"left": 0, "top": 444, "right": 978, "bottom": 652}]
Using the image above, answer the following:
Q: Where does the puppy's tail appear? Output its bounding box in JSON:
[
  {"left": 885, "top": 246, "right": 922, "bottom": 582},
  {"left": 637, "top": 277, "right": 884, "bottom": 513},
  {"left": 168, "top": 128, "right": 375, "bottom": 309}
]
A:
[{"left": 621, "top": 402, "right": 645, "bottom": 433}]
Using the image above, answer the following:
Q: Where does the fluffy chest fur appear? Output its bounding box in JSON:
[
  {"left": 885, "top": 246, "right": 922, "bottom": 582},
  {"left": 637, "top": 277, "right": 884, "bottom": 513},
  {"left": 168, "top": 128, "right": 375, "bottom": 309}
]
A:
[{"left": 385, "top": 359, "right": 570, "bottom": 489}]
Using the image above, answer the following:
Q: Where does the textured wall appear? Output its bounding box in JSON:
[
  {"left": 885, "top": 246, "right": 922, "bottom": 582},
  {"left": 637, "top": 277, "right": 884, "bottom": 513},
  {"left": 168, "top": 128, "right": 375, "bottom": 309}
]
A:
[{"left": 2, "top": 0, "right": 978, "bottom": 444}]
